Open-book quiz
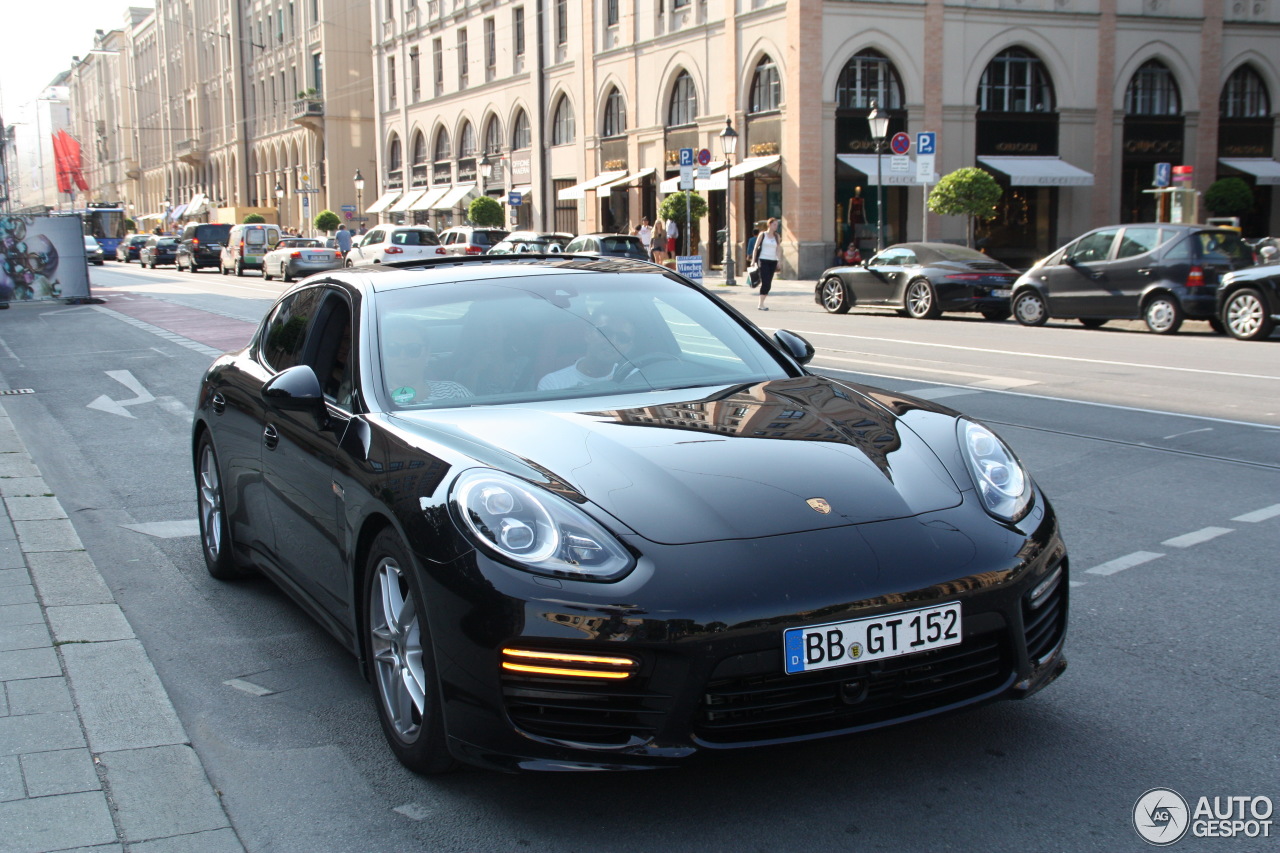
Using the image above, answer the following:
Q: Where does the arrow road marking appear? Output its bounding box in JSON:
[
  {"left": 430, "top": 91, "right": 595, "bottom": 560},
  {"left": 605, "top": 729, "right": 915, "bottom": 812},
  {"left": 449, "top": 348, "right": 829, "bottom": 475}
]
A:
[{"left": 86, "top": 370, "right": 156, "bottom": 418}]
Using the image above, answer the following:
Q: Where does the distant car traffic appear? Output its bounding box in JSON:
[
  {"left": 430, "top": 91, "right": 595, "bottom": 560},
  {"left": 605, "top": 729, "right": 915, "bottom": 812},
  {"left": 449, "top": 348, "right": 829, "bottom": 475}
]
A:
[
  {"left": 1011, "top": 224, "right": 1255, "bottom": 334},
  {"left": 177, "top": 223, "right": 233, "bottom": 273},
  {"left": 815, "top": 242, "right": 1017, "bottom": 320},
  {"left": 439, "top": 226, "right": 509, "bottom": 256},
  {"left": 83, "top": 235, "right": 105, "bottom": 266},
  {"left": 1217, "top": 261, "right": 1280, "bottom": 340},
  {"left": 116, "top": 235, "right": 149, "bottom": 263},
  {"left": 563, "top": 233, "right": 649, "bottom": 260},
  {"left": 487, "top": 231, "right": 573, "bottom": 254},
  {"left": 139, "top": 236, "right": 178, "bottom": 268},
  {"left": 345, "top": 226, "right": 443, "bottom": 267},
  {"left": 262, "top": 238, "right": 343, "bottom": 282}
]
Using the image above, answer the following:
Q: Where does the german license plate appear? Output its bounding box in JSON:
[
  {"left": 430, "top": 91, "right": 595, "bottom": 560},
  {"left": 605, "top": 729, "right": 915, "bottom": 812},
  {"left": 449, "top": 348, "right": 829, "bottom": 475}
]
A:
[
  {"left": 783, "top": 602, "right": 962, "bottom": 674},
  {"left": 991, "top": 288, "right": 1012, "bottom": 297}
]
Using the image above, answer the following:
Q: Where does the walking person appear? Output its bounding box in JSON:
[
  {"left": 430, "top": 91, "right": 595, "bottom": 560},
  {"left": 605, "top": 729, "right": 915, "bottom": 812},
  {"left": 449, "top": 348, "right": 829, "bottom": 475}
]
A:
[
  {"left": 665, "top": 218, "right": 678, "bottom": 258},
  {"left": 651, "top": 218, "right": 666, "bottom": 263},
  {"left": 750, "top": 218, "right": 781, "bottom": 311},
  {"left": 638, "top": 217, "right": 653, "bottom": 260},
  {"left": 335, "top": 223, "right": 352, "bottom": 257}
]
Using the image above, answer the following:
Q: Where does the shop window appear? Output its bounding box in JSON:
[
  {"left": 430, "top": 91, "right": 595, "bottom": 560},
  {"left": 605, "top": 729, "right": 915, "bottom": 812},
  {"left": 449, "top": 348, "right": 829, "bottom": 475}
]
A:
[
  {"left": 978, "top": 48, "right": 1055, "bottom": 113},
  {"left": 1125, "top": 60, "right": 1180, "bottom": 116}
]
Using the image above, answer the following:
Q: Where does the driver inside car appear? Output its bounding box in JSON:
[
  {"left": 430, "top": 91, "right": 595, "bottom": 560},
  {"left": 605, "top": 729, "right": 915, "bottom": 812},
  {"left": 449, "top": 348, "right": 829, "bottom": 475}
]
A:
[{"left": 537, "top": 311, "right": 641, "bottom": 391}]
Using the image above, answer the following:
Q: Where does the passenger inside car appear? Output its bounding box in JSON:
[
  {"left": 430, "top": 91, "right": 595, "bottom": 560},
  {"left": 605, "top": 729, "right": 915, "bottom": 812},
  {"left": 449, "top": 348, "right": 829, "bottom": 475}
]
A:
[{"left": 381, "top": 315, "right": 472, "bottom": 404}]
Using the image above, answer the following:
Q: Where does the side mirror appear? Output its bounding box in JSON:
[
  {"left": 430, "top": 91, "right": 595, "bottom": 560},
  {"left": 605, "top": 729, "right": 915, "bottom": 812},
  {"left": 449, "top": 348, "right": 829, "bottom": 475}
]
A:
[
  {"left": 773, "top": 329, "right": 815, "bottom": 366},
  {"left": 1063, "top": 255, "right": 1078, "bottom": 267},
  {"left": 263, "top": 365, "right": 327, "bottom": 424}
]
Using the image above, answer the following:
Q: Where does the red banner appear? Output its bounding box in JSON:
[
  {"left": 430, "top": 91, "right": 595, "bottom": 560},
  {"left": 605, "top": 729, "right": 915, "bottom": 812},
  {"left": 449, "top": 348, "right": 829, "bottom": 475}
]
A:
[{"left": 51, "top": 132, "right": 71, "bottom": 194}]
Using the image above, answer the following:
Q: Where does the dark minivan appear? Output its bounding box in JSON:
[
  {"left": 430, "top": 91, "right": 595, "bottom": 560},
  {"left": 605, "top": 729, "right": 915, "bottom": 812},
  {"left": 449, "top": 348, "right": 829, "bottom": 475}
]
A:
[
  {"left": 1011, "top": 224, "right": 1255, "bottom": 334},
  {"left": 177, "top": 223, "right": 233, "bottom": 273}
]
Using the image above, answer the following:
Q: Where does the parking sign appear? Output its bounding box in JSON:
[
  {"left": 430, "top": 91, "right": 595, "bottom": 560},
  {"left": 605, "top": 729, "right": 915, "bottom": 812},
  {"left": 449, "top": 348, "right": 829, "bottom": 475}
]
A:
[
  {"left": 679, "top": 148, "right": 694, "bottom": 167},
  {"left": 917, "top": 132, "right": 936, "bottom": 156}
]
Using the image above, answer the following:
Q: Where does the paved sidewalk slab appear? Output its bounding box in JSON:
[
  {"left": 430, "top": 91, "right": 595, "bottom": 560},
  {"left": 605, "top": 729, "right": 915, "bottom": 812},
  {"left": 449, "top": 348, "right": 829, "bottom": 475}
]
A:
[
  {"left": 0, "top": 647, "right": 61, "bottom": 681},
  {"left": 61, "top": 640, "right": 188, "bottom": 754},
  {"left": 0, "top": 789, "right": 118, "bottom": 852},
  {"left": 0, "top": 621, "right": 52, "bottom": 653},
  {"left": 13, "top": 519, "right": 84, "bottom": 554},
  {"left": 0, "top": 711, "right": 85, "bottom": 756},
  {"left": 47, "top": 605, "right": 136, "bottom": 644},
  {"left": 20, "top": 747, "right": 101, "bottom": 797},
  {"left": 0, "top": 477, "right": 53, "bottom": 499},
  {"left": 3, "top": 497, "right": 68, "bottom": 521},
  {"left": 102, "top": 745, "right": 234, "bottom": 843},
  {"left": 5, "top": 677, "right": 74, "bottom": 716},
  {"left": 26, "top": 551, "right": 115, "bottom": 607},
  {"left": 129, "top": 828, "right": 245, "bottom": 853}
]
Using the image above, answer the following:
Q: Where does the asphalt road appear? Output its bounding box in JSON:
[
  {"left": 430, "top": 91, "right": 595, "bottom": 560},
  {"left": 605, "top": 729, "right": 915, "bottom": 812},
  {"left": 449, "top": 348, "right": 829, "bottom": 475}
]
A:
[{"left": 0, "top": 262, "right": 1275, "bottom": 852}]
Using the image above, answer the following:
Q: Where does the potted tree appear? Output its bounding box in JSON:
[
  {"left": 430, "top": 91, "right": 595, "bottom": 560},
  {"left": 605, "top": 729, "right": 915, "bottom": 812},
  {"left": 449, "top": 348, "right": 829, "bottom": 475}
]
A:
[
  {"left": 658, "top": 191, "right": 709, "bottom": 267},
  {"left": 927, "top": 167, "right": 1003, "bottom": 248}
]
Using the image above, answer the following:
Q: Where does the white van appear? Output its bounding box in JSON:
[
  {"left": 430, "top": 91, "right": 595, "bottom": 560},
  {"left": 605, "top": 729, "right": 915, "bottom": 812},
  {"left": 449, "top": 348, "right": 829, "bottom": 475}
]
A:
[{"left": 220, "top": 223, "right": 282, "bottom": 276}]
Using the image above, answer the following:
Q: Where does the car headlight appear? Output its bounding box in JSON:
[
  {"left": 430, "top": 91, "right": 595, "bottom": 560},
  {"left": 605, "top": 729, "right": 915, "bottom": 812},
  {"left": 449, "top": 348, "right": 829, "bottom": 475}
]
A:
[
  {"left": 957, "top": 419, "right": 1032, "bottom": 523},
  {"left": 451, "top": 469, "right": 635, "bottom": 581}
]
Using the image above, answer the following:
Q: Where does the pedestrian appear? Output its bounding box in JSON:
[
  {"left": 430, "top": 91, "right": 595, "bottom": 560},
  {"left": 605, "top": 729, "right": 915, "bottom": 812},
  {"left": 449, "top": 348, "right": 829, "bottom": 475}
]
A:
[
  {"left": 842, "top": 242, "right": 861, "bottom": 265},
  {"left": 745, "top": 227, "right": 762, "bottom": 288},
  {"left": 665, "top": 218, "right": 678, "bottom": 258},
  {"left": 750, "top": 217, "right": 781, "bottom": 311},
  {"left": 638, "top": 217, "right": 653, "bottom": 259},
  {"left": 335, "top": 223, "right": 352, "bottom": 256},
  {"left": 651, "top": 218, "right": 666, "bottom": 263}
]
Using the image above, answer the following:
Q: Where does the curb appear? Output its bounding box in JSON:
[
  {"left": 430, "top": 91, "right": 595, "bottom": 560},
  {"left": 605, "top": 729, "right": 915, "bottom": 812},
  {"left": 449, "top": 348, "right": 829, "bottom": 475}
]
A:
[{"left": 0, "top": 403, "right": 244, "bottom": 853}]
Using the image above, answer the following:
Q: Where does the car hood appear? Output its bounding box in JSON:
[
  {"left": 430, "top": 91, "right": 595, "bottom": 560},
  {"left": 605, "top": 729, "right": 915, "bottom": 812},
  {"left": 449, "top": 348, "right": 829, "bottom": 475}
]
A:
[{"left": 392, "top": 376, "right": 965, "bottom": 545}]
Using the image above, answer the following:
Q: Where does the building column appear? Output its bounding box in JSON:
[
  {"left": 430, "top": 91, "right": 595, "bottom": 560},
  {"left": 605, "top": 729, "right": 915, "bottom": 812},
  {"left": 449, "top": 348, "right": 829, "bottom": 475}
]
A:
[
  {"left": 1092, "top": 0, "right": 1118, "bottom": 227},
  {"left": 784, "top": 0, "right": 825, "bottom": 278},
  {"left": 1195, "top": 0, "right": 1224, "bottom": 192}
]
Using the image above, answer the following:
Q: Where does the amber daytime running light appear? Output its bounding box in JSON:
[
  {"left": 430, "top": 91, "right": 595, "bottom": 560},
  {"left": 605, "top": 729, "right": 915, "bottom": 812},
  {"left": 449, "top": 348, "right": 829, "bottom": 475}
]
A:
[{"left": 501, "top": 648, "right": 639, "bottom": 679}]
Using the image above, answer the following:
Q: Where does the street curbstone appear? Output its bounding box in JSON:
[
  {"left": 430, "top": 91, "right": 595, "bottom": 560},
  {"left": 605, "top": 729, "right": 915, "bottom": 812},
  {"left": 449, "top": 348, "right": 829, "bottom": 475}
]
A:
[{"left": 60, "top": 640, "right": 189, "bottom": 754}]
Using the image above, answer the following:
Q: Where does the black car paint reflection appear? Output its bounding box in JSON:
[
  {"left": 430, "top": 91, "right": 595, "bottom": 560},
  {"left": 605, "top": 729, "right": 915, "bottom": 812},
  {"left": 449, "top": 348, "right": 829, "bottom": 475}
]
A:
[{"left": 192, "top": 257, "right": 1068, "bottom": 774}]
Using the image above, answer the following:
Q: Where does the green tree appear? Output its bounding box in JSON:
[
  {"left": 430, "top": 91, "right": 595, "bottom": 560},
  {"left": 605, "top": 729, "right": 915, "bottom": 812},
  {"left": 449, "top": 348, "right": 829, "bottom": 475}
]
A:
[
  {"left": 1204, "top": 177, "right": 1253, "bottom": 218},
  {"left": 927, "top": 167, "right": 1003, "bottom": 247},
  {"left": 313, "top": 209, "right": 341, "bottom": 233},
  {"left": 468, "top": 195, "right": 504, "bottom": 228},
  {"left": 243, "top": 213, "right": 266, "bottom": 224},
  {"left": 658, "top": 191, "right": 709, "bottom": 255}
]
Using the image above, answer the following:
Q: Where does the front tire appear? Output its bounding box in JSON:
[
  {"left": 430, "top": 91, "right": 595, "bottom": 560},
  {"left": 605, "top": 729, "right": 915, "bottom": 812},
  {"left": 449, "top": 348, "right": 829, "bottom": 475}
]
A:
[
  {"left": 1143, "top": 294, "right": 1183, "bottom": 334},
  {"left": 365, "top": 529, "right": 456, "bottom": 776},
  {"left": 1013, "top": 289, "right": 1049, "bottom": 326},
  {"left": 1222, "top": 288, "right": 1274, "bottom": 341},
  {"left": 235, "top": 260, "right": 244, "bottom": 277},
  {"left": 819, "top": 277, "right": 851, "bottom": 314},
  {"left": 196, "top": 434, "right": 250, "bottom": 581},
  {"left": 905, "top": 279, "right": 942, "bottom": 319}
]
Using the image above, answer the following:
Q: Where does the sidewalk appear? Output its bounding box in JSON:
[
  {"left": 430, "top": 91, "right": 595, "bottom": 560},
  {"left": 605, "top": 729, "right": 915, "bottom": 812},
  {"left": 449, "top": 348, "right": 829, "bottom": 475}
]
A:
[{"left": 0, "top": 403, "right": 243, "bottom": 853}]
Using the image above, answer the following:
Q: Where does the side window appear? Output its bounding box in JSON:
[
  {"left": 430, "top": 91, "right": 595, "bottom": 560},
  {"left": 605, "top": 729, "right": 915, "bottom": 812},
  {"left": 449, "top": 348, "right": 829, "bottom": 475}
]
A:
[
  {"left": 260, "top": 287, "right": 324, "bottom": 372},
  {"left": 312, "top": 295, "right": 355, "bottom": 409},
  {"left": 1115, "top": 227, "right": 1163, "bottom": 259},
  {"left": 1162, "top": 236, "right": 1192, "bottom": 265},
  {"left": 899, "top": 250, "right": 918, "bottom": 266},
  {"left": 1070, "top": 230, "right": 1119, "bottom": 263},
  {"left": 364, "top": 230, "right": 383, "bottom": 246}
]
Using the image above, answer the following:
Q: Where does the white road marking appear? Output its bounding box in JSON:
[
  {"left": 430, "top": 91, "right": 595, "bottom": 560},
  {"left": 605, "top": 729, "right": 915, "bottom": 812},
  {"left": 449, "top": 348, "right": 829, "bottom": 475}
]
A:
[
  {"left": 121, "top": 520, "right": 200, "bottom": 538},
  {"left": 902, "top": 386, "right": 978, "bottom": 400},
  {"left": 972, "top": 377, "right": 1041, "bottom": 390},
  {"left": 1085, "top": 551, "right": 1164, "bottom": 576},
  {"left": 818, "top": 355, "right": 1027, "bottom": 385},
  {"left": 1069, "top": 581, "right": 1086, "bottom": 588},
  {"left": 393, "top": 804, "right": 433, "bottom": 821},
  {"left": 1232, "top": 504, "right": 1280, "bottom": 523},
  {"left": 155, "top": 396, "right": 193, "bottom": 419},
  {"left": 1162, "top": 427, "right": 1213, "bottom": 440},
  {"left": 1161, "top": 527, "right": 1234, "bottom": 548},
  {"left": 223, "top": 678, "right": 274, "bottom": 697},
  {"left": 86, "top": 370, "right": 156, "bottom": 418},
  {"left": 92, "top": 306, "right": 226, "bottom": 358}
]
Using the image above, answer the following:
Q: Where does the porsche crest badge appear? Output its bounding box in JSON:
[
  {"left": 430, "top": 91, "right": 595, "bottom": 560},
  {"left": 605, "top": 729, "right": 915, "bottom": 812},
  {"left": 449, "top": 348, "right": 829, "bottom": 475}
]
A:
[{"left": 806, "top": 498, "right": 832, "bottom": 514}]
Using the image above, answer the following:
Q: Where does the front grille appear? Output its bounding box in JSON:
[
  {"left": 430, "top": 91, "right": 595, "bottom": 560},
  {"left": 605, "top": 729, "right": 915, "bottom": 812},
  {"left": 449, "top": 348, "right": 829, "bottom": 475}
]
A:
[
  {"left": 1023, "top": 561, "right": 1067, "bottom": 662},
  {"left": 694, "top": 627, "right": 1012, "bottom": 744},
  {"left": 502, "top": 677, "right": 673, "bottom": 746}
]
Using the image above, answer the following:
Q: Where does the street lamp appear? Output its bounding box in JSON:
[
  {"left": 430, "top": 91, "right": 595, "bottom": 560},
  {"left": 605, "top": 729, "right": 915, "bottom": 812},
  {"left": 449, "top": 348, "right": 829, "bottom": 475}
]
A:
[
  {"left": 274, "top": 181, "right": 284, "bottom": 229},
  {"left": 867, "top": 99, "right": 890, "bottom": 253},
  {"left": 353, "top": 169, "right": 364, "bottom": 221},
  {"left": 718, "top": 116, "right": 739, "bottom": 286}
]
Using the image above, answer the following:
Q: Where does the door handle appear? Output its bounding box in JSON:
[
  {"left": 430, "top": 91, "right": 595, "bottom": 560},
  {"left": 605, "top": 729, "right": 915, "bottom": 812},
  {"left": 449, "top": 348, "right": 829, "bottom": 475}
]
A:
[
  {"left": 1090, "top": 271, "right": 1104, "bottom": 280},
  {"left": 211, "top": 392, "right": 226, "bottom": 415},
  {"left": 263, "top": 423, "right": 280, "bottom": 451},
  {"left": 1137, "top": 268, "right": 1153, "bottom": 275}
]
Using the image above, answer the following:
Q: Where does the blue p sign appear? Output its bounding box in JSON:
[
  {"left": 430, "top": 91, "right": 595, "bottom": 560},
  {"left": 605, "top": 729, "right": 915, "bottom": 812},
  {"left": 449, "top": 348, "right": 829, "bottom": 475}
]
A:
[
  {"left": 679, "top": 148, "right": 694, "bottom": 167},
  {"left": 917, "top": 132, "right": 936, "bottom": 156},
  {"left": 1154, "top": 163, "right": 1171, "bottom": 188}
]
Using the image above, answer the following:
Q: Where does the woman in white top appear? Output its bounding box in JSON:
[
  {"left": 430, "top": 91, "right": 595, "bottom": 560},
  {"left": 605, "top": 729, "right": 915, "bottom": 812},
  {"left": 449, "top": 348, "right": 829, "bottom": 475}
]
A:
[{"left": 750, "top": 217, "right": 781, "bottom": 311}]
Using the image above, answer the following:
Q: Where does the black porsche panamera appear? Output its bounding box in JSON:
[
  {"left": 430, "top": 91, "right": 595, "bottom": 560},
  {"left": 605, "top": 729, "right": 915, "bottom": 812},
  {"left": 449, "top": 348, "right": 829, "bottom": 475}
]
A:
[{"left": 192, "top": 255, "right": 1068, "bottom": 773}]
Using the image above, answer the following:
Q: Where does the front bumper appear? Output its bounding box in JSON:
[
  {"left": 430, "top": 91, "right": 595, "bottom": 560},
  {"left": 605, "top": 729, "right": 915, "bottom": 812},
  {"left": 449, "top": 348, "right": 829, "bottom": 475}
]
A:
[{"left": 419, "top": 491, "right": 1068, "bottom": 772}]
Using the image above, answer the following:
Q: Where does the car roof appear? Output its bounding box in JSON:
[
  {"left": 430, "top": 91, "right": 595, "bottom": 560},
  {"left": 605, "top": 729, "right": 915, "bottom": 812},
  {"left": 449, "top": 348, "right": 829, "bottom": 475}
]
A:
[{"left": 323, "top": 256, "right": 668, "bottom": 294}]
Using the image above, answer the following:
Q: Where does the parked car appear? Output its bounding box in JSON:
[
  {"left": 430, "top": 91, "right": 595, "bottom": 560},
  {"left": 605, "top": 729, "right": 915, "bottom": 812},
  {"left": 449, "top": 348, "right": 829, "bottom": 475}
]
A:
[
  {"left": 83, "top": 235, "right": 105, "bottom": 266},
  {"left": 220, "top": 223, "right": 283, "bottom": 276},
  {"left": 1217, "top": 262, "right": 1280, "bottom": 341},
  {"left": 439, "top": 226, "right": 509, "bottom": 256},
  {"left": 116, "top": 234, "right": 150, "bottom": 263},
  {"left": 563, "top": 233, "right": 649, "bottom": 260},
  {"left": 192, "top": 254, "right": 1068, "bottom": 775},
  {"left": 1011, "top": 224, "right": 1255, "bottom": 334},
  {"left": 344, "top": 226, "right": 443, "bottom": 267},
  {"left": 138, "top": 236, "right": 179, "bottom": 268},
  {"left": 261, "top": 238, "right": 343, "bottom": 282},
  {"left": 815, "top": 242, "right": 1018, "bottom": 320},
  {"left": 487, "top": 231, "right": 573, "bottom": 254},
  {"left": 176, "top": 222, "right": 233, "bottom": 273}
]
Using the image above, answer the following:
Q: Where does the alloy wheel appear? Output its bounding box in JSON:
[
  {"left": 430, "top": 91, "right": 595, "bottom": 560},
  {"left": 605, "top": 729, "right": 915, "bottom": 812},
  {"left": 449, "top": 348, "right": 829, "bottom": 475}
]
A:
[
  {"left": 197, "top": 443, "right": 223, "bottom": 565},
  {"left": 1225, "top": 290, "right": 1272, "bottom": 341},
  {"left": 369, "top": 558, "right": 426, "bottom": 743},
  {"left": 906, "top": 280, "right": 940, "bottom": 319},
  {"left": 820, "top": 278, "right": 849, "bottom": 313}
]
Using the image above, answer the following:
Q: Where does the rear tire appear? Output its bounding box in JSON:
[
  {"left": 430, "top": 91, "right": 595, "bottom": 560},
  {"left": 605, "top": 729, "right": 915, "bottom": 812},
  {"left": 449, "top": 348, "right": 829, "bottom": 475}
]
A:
[
  {"left": 905, "top": 279, "right": 942, "bottom": 319},
  {"left": 819, "top": 277, "right": 851, "bottom": 314},
  {"left": 235, "top": 260, "right": 244, "bottom": 277},
  {"left": 1143, "top": 294, "right": 1183, "bottom": 334},
  {"left": 1013, "top": 289, "right": 1049, "bottom": 326},
  {"left": 1222, "top": 288, "right": 1274, "bottom": 341},
  {"left": 196, "top": 434, "right": 251, "bottom": 581}
]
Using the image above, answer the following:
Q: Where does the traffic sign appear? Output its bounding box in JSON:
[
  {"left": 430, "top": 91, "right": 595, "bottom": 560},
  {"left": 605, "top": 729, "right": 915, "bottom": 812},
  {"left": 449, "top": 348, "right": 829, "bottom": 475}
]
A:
[
  {"left": 917, "top": 155, "right": 936, "bottom": 183},
  {"left": 1172, "top": 165, "right": 1194, "bottom": 183},
  {"left": 1154, "top": 163, "right": 1171, "bottom": 187},
  {"left": 891, "top": 156, "right": 910, "bottom": 172},
  {"left": 890, "top": 132, "right": 911, "bottom": 156},
  {"left": 679, "top": 165, "right": 694, "bottom": 191},
  {"left": 508, "top": 191, "right": 523, "bottom": 206},
  {"left": 340, "top": 204, "right": 356, "bottom": 212},
  {"left": 916, "top": 132, "right": 936, "bottom": 156},
  {"left": 697, "top": 148, "right": 712, "bottom": 167},
  {"left": 679, "top": 147, "right": 694, "bottom": 167}
]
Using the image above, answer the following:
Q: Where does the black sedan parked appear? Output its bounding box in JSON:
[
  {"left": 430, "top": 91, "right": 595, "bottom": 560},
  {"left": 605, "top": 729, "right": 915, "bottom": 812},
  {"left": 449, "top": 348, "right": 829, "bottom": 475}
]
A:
[
  {"left": 563, "top": 233, "right": 650, "bottom": 261},
  {"left": 1218, "top": 259, "right": 1280, "bottom": 340},
  {"left": 816, "top": 242, "right": 1018, "bottom": 320},
  {"left": 138, "top": 236, "right": 178, "bottom": 268},
  {"left": 193, "top": 255, "right": 1068, "bottom": 774},
  {"left": 116, "top": 234, "right": 150, "bottom": 263}
]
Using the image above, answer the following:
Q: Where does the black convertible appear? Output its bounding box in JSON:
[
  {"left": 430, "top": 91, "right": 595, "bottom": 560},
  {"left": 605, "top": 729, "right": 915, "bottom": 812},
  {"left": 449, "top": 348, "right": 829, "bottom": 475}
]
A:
[
  {"left": 193, "top": 255, "right": 1068, "bottom": 773},
  {"left": 816, "top": 242, "right": 1019, "bottom": 320}
]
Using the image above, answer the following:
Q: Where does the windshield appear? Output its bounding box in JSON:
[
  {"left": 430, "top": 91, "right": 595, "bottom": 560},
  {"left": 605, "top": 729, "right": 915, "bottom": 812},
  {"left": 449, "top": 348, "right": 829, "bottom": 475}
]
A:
[{"left": 374, "top": 272, "right": 791, "bottom": 409}]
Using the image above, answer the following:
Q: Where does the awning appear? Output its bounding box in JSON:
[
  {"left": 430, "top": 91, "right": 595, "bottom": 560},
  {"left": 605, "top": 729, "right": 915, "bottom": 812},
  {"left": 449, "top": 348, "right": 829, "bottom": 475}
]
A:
[
  {"left": 433, "top": 184, "right": 477, "bottom": 210},
  {"left": 978, "top": 156, "right": 1094, "bottom": 186},
  {"left": 557, "top": 170, "right": 627, "bottom": 201},
  {"left": 366, "top": 191, "right": 401, "bottom": 213},
  {"left": 167, "top": 203, "right": 188, "bottom": 220},
  {"left": 836, "top": 154, "right": 919, "bottom": 186},
  {"left": 510, "top": 186, "right": 533, "bottom": 203},
  {"left": 185, "top": 193, "right": 209, "bottom": 217},
  {"left": 389, "top": 188, "right": 428, "bottom": 212},
  {"left": 598, "top": 167, "right": 659, "bottom": 193},
  {"left": 409, "top": 186, "right": 449, "bottom": 211},
  {"left": 728, "top": 155, "right": 781, "bottom": 178},
  {"left": 1218, "top": 158, "right": 1280, "bottom": 185}
]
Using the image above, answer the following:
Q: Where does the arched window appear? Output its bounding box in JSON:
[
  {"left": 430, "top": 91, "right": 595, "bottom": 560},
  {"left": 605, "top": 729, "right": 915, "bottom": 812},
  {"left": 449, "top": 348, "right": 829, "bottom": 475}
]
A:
[
  {"left": 668, "top": 71, "right": 697, "bottom": 127},
  {"left": 749, "top": 55, "right": 781, "bottom": 114},
  {"left": 484, "top": 116, "right": 503, "bottom": 155},
  {"left": 552, "top": 95, "right": 575, "bottom": 145},
  {"left": 978, "top": 48, "right": 1055, "bottom": 112},
  {"left": 458, "top": 121, "right": 477, "bottom": 157},
  {"left": 433, "top": 128, "right": 451, "bottom": 162},
  {"left": 602, "top": 87, "right": 626, "bottom": 138},
  {"left": 1222, "top": 64, "right": 1270, "bottom": 118},
  {"left": 387, "top": 136, "right": 402, "bottom": 171},
  {"left": 1125, "top": 60, "right": 1181, "bottom": 116},
  {"left": 512, "top": 109, "right": 531, "bottom": 150},
  {"left": 410, "top": 131, "right": 427, "bottom": 183},
  {"left": 836, "top": 49, "right": 904, "bottom": 110}
]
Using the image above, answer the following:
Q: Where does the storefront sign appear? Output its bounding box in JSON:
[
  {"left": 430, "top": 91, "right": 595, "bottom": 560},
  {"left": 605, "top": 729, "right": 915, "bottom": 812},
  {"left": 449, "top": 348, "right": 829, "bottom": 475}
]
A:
[{"left": 511, "top": 154, "right": 532, "bottom": 182}]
